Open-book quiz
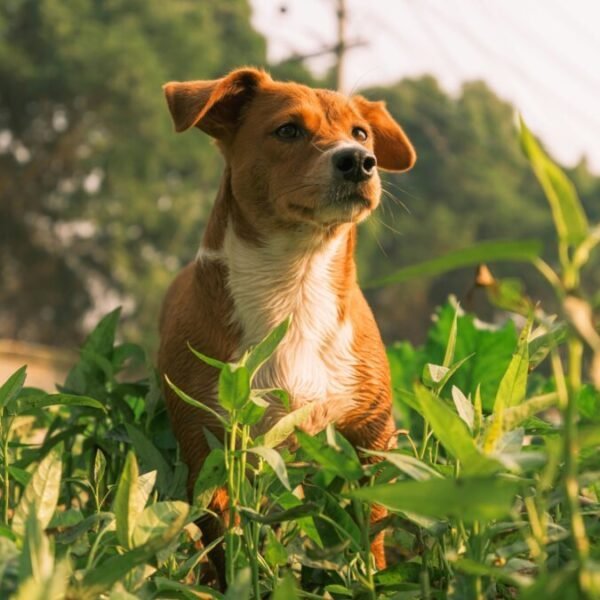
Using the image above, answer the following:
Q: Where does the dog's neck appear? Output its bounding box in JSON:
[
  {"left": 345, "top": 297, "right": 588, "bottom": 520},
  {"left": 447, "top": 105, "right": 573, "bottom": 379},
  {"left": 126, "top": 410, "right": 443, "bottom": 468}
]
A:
[{"left": 200, "top": 170, "right": 358, "bottom": 349}]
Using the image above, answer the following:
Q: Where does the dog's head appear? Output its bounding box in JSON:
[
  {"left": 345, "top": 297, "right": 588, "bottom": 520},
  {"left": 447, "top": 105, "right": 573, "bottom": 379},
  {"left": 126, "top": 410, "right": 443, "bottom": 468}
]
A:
[{"left": 163, "top": 68, "right": 415, "bottom": 232}]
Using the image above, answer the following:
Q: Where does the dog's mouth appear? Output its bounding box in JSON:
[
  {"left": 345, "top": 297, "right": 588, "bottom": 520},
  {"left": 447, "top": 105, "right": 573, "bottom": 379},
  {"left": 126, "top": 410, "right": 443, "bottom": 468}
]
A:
[{"left": 286, "top": 184, "right": 376, "bottom": 227}]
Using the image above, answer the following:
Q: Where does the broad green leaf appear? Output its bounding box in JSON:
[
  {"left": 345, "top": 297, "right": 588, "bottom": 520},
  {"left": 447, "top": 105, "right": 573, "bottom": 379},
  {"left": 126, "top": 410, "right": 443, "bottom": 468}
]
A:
[
  {"left": 272, "top": 572, "right": 299, "bottom": 600},
  {"left": 424, "top": 302, "right": 518, "bottom": 410},
  {"left": 452, "top": 386, "right": 474, "bottom": 431},
  {"left": 366, "top": 240, "right": 542, "bottom": 288},
  {"left": 193, "top": 449, "right": 226, "bottom": 509},
  {"left": 248, "top": 446, "right": 291, "bottom": 490},
  {"left": 224, "top": 567, "right": 251, "bottom": 600},
  {"left": 14, "top": 561, "right": 69, "bottom": 600},
  {"left": 577, "top": 385, "right": 600, "bottom": 423},
  {"left": 502, "top": 393, "right": 558, "bottom": 431},
  {"left": 483, "top": 319, "right": 531, "bottom": 453},
  {"left": 113, "top": 452, "right": 140, "bottom": 549},
  {"left": 0, "top": 365, "right": 27, "bottom": 410},
  {"left": 520, "top": 116, "right": 588, "bottom": 246},
  {"left": 8, "top": 466, "right": 30, "bottom": 488},
  {"left": 245, "top": 317, "right": 291, "bottom": 377},
  {"left": 12, "top": 447, "right": 63, "bottom": 538},
  {"left": 82, "top": 307, "right": 121, "bottom": 357},
  {"left": 415, "top": 386, "right": 502, "bottom": 476},
  {"left": 375, "top": 562, "right": 421, "bottom": 587},
  {"left": 79, "top": 504, "right": 187, "bottom": 597},
  {"left": 362, "top": 449, "right": 442, "bottom": 480},
  {"left": 125, "top": 424, "right": 171, "bottom": 494},
  {"left": 54, "top": 513, "right": 113, "bottom": 545},
  {"left": 347, "top": 477, "right": 519, "bottom": 522},
  {"left": 296, "top": 430, "right": 363, "bottom": 481},
  {"left": 260, "top": 403, "right": 313, "bottom": 449},
  {"left": 528, "top": 321, "right": 568, "bottom": 369},
  {"left": 218, "top": 364, "right": 250, "bottom": 411},
  {"left": 18, "top": 511, "right": 53, "bottom": 584},
  {"left": 238, "top": 395, "right": 266, "bottom": 426},
  {"left": 132, "top": 500, "right": 189, "bottom": 547},
  {"left": 6, "top": 393, "right": 106, "bottom": 416},
  {"left": 264, "top": 529, "right": 288, "bottom": 568}
]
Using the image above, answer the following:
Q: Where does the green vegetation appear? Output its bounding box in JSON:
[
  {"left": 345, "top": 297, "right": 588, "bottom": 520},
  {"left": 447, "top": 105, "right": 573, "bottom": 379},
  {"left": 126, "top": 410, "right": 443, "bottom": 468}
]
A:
[{"left": 0, "top": 119, "right": 599, "bottom": 599}]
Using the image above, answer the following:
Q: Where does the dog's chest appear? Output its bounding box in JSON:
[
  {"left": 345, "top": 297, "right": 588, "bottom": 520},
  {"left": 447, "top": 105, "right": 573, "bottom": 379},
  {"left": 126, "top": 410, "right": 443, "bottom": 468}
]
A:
[{"left": 223, "top": 229, "right": 357, "bottom": 413}]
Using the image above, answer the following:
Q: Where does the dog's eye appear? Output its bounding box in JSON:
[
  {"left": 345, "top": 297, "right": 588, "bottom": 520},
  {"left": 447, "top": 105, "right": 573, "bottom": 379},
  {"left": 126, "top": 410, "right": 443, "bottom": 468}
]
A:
[
  {"left": 352, "top": 127, "right": 368, "bottom": 142},
  {"left": 275, "top": 123, "right": 302, "bottom": 139}
]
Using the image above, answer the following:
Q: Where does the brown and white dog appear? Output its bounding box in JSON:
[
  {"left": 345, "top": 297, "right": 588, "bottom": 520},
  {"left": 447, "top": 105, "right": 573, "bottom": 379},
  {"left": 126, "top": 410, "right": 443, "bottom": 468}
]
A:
[{"left": 158, "top": 68, "right": 416, "bottom": 582}]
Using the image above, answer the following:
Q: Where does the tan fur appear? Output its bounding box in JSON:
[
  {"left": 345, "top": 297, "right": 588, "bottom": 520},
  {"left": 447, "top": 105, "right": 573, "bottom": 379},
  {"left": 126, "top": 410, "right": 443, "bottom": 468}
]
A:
[{"left": 158, "top": 68, "right": 416, "bottom": 585}]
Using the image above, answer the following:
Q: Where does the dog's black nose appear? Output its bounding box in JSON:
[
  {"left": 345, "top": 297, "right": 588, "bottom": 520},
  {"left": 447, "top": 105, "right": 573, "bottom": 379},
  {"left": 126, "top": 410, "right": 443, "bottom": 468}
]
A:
[{"left": 332, "top": 147, "right": 377, "bottom": 182}]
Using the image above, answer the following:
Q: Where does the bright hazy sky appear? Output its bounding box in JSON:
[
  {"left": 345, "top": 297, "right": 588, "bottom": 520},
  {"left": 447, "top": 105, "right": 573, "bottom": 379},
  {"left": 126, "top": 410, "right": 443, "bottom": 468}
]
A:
[{"left": 250, "top": 0, "right": 600, "bottom": 173}]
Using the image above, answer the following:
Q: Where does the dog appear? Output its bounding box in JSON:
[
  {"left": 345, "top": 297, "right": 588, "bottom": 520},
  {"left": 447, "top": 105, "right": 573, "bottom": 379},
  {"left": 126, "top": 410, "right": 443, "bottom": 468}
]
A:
[{"left": 158, "top": 67, "right": 416, "bottom": 585}]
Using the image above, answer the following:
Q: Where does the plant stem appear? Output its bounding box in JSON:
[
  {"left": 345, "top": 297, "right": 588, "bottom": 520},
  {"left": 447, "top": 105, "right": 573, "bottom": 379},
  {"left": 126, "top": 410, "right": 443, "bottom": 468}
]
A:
[
  {"left": 552, "top": 350, "right": 590, "bottom": 569},
  {"left": 2, "top": 431, "right": 9, "bottom": 525}
]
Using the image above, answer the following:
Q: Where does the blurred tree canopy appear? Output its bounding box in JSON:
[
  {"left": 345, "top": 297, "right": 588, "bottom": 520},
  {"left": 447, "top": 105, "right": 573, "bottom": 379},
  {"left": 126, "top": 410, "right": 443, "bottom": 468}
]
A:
[{"left": 1, "top": 0, "right": 598, "bottom": 350}]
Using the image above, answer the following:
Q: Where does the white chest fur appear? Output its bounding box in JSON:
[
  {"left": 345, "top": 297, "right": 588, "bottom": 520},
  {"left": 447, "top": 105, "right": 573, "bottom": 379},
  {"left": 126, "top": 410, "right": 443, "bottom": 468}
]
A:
[{"left": 221, "top": 226, "right": 357, "bottom": 426}]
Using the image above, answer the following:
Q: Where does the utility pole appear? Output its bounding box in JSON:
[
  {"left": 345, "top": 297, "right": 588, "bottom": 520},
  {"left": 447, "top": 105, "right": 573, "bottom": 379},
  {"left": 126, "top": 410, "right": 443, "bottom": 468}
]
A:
[
  {"left": 277, "top": 0, "right": 364, "bottom": 93},
  {"left": 333, "top": 0, "right": 347, "bottom": 91}
]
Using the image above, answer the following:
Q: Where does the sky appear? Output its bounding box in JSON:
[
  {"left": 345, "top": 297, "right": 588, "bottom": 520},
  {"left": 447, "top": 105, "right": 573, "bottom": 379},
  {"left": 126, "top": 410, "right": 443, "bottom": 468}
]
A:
[{"left": 250, "top": 0, "right": 600, "bottom": 173}]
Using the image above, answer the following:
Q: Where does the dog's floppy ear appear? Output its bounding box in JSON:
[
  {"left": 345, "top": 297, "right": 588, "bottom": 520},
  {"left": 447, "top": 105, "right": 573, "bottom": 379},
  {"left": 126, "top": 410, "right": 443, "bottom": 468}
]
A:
[
  {"left": 353, "top": 96, "right": 416, "bottom": 172},
  {"left": 163, "top": 68, "right": 269, "bottom": 137}
]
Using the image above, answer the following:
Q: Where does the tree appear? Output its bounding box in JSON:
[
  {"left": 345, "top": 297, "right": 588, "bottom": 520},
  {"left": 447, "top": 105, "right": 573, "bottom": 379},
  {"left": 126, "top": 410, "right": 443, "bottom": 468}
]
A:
[{"left": 0, "top": 0, "right": 266, "bottom": 347}]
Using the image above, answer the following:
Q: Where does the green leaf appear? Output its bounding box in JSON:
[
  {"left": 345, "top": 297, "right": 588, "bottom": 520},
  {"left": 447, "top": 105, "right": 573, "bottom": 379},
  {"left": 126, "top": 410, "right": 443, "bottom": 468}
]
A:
[
  {"left": 218, "top": 364, "right": 250, "bottom": 411},
  {"left": 502, "top": 393, "right": 558, "bottom": 431},
  {"left": 483, "top": 319, "right": 531, "bottom": 453},
  {"left": 259, "top": 404, "right": 313, "bottom": 449},
  {"left": 272, "top": 572, "right": 299, "bottom": 600},
  {"left": 132, "top": 500, "right": 189, "bottom": 547},
  {"left": 362, "top": 449, "right": 442, "bottom": 480},
  {"left": 193, "top": 449, "right": 227, "bottom": 510},
  {"left": 93, "top": 449, "right": 107, "bottom": 488},
  {"left": 366, "top": 240, "right": 542, "bottom": 288},
  {"left": 187, "top": 343, "right": 226, "bottom": 370},
  {"left": 577, "top": 385, "right": 600, "bottom": 423},
  {"left": 12, "top": 446, "right": 62, "bottom": 538},
  {"left": 245, "top": 317, "right": 291, "bottom": 378},
  {"left": 79, "top": 504, "right": 187, "bottom": 597},
  {"left": 0, "top": 365, "right": 27, "bottom": 410},
  {"left": 347, "top": 477, "right": 519, "bottom": 522},
  {"left": 248, "top": 446, "right": 291, "bottom": 491},
  {"left": 125, "top": 424, "right": 172, "bottom": 494},
  {"left": 6, "top": 392, "right": 106, "bottom": 416},
  {"left": 18, "top": 511, "right": 53, "bottom": 584},
  {"left": 264, "top": 529, "right": 288, "bottom": 568},
  {"left": 415, "top": 386, "right": 502, "bottom": 476},
  {"left": 113, "top": 452, "right": 140, "bottom": 549},
  {"left": 164, "top": 375, "right": 229, "bottom": 428},
  {"left": 424, "top": 302, "right": 518, "bottom": 410},
  {"left": 238, "top": 502, "right": 320, "bottom": 524},
  {"left": 422, "top": 363, "right": 449, "bottom": 387},
  {"left": 443, "top": 306, "right": 459, "bottom": 368},
  {"left": 528, "top": 321, "right": 568, "bottom": 370},
  {"left": 296, "top": 430, "right": 363, "bottom": 481},
  {"left": 519, "top": 116, "right": 588, "bottom": 246},
  {"left": 452, "top": 386, "right": 474, "bottom": 431},
  {"left": 224, "top": 567, "right": 251, "bottom": 600}
]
